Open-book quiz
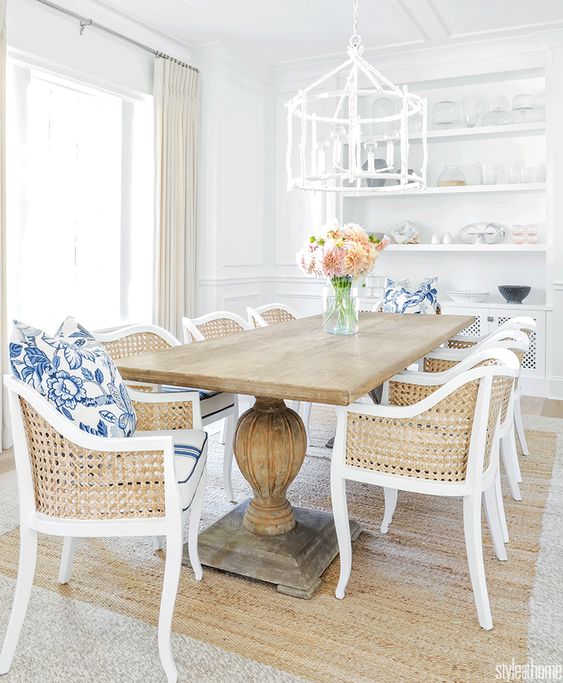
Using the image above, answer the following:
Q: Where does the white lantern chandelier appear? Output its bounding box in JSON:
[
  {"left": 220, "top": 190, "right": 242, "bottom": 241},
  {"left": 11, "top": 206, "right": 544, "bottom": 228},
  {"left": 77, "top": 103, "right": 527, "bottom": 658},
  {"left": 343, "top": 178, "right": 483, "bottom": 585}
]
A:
[{"left": 286, "top": 0, "right": 428, "bottom": 193}]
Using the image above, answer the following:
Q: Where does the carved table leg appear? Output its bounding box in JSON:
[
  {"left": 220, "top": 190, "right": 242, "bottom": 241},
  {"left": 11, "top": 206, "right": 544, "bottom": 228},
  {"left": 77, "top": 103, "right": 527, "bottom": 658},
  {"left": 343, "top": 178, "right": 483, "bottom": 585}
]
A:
[
  {"left": 195, "top": 396, "right": 361, "bottom": 598},
  {"left": 234, "top": 397, "right": 307, "bottom": 536}
]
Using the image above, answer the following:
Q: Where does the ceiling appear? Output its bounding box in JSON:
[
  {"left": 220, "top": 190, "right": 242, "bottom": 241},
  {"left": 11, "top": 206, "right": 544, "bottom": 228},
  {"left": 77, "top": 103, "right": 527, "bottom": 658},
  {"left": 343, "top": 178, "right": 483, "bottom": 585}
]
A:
[{"left": 93, "top": 0, "right": 563, "bottom": 65}]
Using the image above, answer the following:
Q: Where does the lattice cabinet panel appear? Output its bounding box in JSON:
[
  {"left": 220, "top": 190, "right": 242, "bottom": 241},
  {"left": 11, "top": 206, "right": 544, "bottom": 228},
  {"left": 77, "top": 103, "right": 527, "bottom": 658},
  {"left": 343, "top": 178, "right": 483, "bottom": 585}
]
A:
[
  {"left": 439, "top": 306, "right": 489, "bottom": 339},
  {"left": 491, "top": 308, "right": 546, "bottom": 378}
]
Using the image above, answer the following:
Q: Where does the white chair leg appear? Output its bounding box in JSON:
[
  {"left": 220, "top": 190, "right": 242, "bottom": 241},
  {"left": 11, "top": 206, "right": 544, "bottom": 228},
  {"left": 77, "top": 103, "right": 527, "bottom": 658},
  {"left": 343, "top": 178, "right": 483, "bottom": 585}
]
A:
[
  {"left": 158, "top": 531, "right": 183, "bottom": 683},
  {"left": 218, "top": 418, "right": 226, "bottom": 445},
  {"left": 380, "top": 488, "right": 398, "bottom": 534},
  {"left": 483, "top": 486, "right": 507, "bottom": 561},
  {"left": 494, "top": 473, "right": 509, "bottom": 544},
  {"left": 331, "top": 475, "right": 351, "bottom": 599},
  {"left": 463, "top": 495, "right": 493, "bottom": 630},
  {"left": 153, "top": 536, "right": 164, "bottom": 552},
  {"left": 500, "top": 431, "right": 522, "bottom": 501},
  {"left": 0, "top": 525, "right": 38, "bottom": 675},
  {"left": 513, "top": 396, "right": 529, "bottom": 456},
  {"left": 223, "top": 413, "right": 236, "bottom": 503},
  {"left": 58, "top": 536, "right": 77, "bottom": 584},
  {"left": 187, "top": 471, "right": 207, "bottom": 581}
]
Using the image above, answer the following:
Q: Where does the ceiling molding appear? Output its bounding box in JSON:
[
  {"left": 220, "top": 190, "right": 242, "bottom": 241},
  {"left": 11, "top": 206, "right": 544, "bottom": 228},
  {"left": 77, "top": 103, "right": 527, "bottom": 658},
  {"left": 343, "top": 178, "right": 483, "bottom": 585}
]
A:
[
  {"left": 392, "top": 0, "right": 429, "bottom": 42},
  {"left": 449, "top": 20, "right": 563, "bottom": 40},
  {"left": 418, "top": 0, "right": 451, "bottom": 39}
]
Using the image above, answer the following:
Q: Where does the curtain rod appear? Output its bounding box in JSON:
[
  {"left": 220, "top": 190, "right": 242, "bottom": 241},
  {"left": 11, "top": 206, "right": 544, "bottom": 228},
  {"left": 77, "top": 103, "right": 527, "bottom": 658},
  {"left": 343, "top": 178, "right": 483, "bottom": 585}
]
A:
[{"left": 34, "top": 0, "right": 199, "bottom": 73}]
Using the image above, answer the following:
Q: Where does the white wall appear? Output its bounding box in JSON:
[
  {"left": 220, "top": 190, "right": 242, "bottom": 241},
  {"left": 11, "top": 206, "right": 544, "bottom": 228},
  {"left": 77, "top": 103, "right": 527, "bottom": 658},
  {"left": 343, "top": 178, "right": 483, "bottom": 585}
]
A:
[{"left": 194, "top": 42, "right": 272, "bottom": 316}]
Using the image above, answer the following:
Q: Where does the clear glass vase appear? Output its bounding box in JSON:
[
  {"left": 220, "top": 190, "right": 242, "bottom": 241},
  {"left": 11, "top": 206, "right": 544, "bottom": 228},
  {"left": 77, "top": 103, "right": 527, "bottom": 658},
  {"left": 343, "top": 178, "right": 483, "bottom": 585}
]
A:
[{"left": 323, "top": 277, "right": 359, "bottom": 335}]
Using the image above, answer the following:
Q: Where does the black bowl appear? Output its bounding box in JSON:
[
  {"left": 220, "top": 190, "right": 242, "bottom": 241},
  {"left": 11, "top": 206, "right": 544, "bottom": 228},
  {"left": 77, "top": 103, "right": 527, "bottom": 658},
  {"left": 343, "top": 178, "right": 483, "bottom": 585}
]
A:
[{"left": 498, "top": 285, "right": 531, "bottom": 304}]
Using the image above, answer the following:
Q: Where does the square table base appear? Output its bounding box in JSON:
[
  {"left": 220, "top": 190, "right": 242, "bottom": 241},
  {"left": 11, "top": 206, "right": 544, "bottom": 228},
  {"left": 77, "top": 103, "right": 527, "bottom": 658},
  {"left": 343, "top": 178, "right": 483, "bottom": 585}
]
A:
[{"left": 190, "top": 499, "right": 361, "bottom": 599}]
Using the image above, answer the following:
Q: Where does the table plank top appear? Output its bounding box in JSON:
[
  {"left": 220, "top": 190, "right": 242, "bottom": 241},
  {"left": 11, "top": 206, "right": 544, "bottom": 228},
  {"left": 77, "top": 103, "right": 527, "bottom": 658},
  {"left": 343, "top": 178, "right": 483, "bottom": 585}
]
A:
[{"left": 117, "top": 313, "right": 474, "bottom": 406}]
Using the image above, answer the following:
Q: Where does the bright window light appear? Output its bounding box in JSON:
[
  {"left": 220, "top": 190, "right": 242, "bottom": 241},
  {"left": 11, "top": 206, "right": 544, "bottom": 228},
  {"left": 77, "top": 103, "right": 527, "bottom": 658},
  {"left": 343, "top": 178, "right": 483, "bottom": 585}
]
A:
[{"left": 6, "top": 60, "right": 154, "bottom": 333}]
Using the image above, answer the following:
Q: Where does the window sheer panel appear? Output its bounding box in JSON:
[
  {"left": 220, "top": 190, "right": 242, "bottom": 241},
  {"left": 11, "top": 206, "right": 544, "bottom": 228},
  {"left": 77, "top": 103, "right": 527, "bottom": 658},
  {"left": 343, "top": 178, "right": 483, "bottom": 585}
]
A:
[{"left": 7, "top": 61, "right": 154, "bottom": 333}]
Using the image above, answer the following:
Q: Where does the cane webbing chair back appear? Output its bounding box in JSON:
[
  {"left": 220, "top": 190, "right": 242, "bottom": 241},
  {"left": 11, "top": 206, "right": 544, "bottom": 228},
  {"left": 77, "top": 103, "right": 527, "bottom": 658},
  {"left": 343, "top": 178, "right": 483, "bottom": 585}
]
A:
[
  {"left": 100, "top": 332, "right": 173, "bottom": 360},
  {"left": 347, "top": 364, "right": 513, "bottom": 483},
  {"left": 248, "top": 305, "right": 297, "bottom": 328},
  {"left": 133, "top": 399, "right": 194, "bottom": 432},
  {"left": 190, "top": 317, "right": 246, "bottom": 341},
  {"left": 19, "top": 398, "right": 166, "bottom": 520},
  {"left": 346, "top": 380, "right": 480, "bottom": 483}
]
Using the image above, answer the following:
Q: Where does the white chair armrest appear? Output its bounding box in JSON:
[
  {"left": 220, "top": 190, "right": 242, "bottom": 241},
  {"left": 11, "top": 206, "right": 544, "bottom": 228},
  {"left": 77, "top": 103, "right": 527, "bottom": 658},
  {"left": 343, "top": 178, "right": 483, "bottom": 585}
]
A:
[
  {"left": 5, "top": 375, "right": 174, "bottom": 455},
  {"left": 345, "top": 359, "right": 519, "bottom": 420}
]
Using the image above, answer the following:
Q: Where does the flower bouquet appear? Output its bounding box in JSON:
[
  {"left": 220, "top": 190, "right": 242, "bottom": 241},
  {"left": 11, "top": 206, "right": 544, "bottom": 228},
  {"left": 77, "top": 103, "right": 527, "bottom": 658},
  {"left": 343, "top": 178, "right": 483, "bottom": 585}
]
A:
[{"left": 296, "top": 223, "right": 387, "bottom": 335}]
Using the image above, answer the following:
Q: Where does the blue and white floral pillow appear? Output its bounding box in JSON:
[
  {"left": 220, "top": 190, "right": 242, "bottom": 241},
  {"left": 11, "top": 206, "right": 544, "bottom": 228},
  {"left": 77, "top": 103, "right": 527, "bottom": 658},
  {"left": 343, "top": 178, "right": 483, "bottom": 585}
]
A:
[
  {"left": 10, "top": 318, "right": 137, "bottom": 438},
  {"left": 382, "top": 277, "right": 438, "bottom": 314}
]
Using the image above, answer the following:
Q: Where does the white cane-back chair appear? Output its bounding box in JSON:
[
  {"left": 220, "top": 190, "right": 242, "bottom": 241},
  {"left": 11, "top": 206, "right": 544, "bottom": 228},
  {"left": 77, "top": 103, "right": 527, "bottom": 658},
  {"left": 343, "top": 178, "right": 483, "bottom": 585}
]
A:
[
  {"left": 182, "top": 310, "right": 254, "bottom": 437},
  {"left": 95, "top": 324, "right": 238, "bottom": 503},
  {"left": 331, "top": 349, "right": 519, "bottom": 630},
  {"left": 246, "top": 304, "right": 298, "bottom": 328},
  {"left": 371, "top": 300, "right": 442, "bottom": 314},
  {"left": 446, "top": 316, "right": 536, "bottom": 457},
  {"left": 0, "top": 375, "right": 208, "bottom": 682},
  {"left": 423, "top": 328, "right": 531, "bottom": 502},
  {"left": 381, "top": 335, "right": 528, "bottom": 545},
  {"left": 182, "top": 311, "right": 250, "bottom": 343}
]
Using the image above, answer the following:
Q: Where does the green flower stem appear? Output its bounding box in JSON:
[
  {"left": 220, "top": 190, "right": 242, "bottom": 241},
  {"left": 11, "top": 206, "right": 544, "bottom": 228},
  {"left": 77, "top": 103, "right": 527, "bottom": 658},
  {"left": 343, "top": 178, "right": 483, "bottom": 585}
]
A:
[{"left": 323, "top": 276, "right": 358, "bottom": 335}]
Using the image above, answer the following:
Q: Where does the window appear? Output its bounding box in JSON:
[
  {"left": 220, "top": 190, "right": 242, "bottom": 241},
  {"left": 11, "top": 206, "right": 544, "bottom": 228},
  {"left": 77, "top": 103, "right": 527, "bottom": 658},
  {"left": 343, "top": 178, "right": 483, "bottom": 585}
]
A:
[{"left": 6, "top": 60, "right": 154, "bottom": 332}]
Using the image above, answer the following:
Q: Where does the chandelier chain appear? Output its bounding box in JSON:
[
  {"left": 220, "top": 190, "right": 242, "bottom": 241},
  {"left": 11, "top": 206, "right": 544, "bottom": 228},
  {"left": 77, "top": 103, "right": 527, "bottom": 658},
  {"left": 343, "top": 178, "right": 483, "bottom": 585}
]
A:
[{"left": 350, "top": 0, "right": 361, "bottom": 47}]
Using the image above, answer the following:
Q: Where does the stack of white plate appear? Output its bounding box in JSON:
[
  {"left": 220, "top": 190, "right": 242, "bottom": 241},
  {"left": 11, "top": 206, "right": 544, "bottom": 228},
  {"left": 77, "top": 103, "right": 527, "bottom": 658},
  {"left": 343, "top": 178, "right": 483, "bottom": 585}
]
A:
[{"left": 447, "top": 290, "right": 489, "bottom": 303}]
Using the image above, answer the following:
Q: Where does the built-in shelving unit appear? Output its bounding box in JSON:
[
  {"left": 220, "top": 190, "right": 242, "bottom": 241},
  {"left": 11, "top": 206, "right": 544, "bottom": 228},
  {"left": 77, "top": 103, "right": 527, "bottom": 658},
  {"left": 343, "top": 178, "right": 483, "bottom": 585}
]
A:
[
  {"left": 410, "top": 121, "right": 545, "bottom": 142},
  {"left": 384, "top": 243, "right": 546, "bottom": 252},
  {"left": 343, "top": 182, "right": 545, "bottom": 198}
]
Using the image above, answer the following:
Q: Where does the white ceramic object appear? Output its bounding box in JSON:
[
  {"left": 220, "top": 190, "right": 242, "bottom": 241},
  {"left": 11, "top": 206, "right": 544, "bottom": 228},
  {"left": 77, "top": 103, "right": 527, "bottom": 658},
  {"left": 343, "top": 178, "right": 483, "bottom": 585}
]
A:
[
  {"left": 390, "top": 221, "right": 419, "bottom": 244},
  {"left": 443, "top": 232, "right": 453, "bottom": 244},
  {"left": 431, "top": 233, "right": 441, "bottom": 244},
  {"left": 447, "top": 290, "right": 490, "bottom": 303}
]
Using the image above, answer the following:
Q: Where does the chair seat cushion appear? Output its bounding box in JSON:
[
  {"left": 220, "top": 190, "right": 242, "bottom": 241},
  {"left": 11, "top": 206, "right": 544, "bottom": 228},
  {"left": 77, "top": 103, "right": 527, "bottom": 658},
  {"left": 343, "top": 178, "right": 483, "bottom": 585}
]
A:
[
  {"left": 10, "top": 318, "right": 137, "bottom": 438},
  {"left": 137, "top": 428, "right": 208, "bottom": 511},
  {"left": 161, "top": 385, "right": 220, "bottom": 400}
]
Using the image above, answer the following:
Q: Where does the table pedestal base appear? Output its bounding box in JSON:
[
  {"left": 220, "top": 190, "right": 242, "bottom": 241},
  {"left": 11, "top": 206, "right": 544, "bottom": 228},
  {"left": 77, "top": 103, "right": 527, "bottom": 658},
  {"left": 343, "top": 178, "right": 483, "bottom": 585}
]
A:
[{"left": 192, "top": 499, "right": 361, "bottom": 599}]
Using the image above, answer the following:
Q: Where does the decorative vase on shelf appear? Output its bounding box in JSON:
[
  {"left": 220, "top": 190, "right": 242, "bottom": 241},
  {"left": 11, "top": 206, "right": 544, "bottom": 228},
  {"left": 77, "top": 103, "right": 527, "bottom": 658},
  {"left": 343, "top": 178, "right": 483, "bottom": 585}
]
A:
[
  {"left": 323, "top": 277, "right": 359, "bottom": 335},
  {"left": 296, "top": 222, "right": 388, "bottom": 336},
  {"left": 437, "top": 165, "right": 466, "bottom": 187}
]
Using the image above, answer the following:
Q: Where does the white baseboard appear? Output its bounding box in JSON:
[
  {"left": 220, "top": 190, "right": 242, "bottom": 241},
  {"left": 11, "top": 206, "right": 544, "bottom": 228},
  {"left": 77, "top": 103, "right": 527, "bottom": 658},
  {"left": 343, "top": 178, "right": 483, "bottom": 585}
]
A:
[{"left": 548, "top": 376, "right": 563, "bottom": 400}]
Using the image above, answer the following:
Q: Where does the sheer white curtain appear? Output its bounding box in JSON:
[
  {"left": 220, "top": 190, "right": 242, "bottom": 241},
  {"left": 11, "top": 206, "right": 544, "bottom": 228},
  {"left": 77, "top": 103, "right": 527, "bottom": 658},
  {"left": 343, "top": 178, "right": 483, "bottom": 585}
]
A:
[
  {"left": 0, "top": 0, "right": 7, "bottom": 448},
  {"left": 153, "top": 57, "right": 199, "bottom": 338}
]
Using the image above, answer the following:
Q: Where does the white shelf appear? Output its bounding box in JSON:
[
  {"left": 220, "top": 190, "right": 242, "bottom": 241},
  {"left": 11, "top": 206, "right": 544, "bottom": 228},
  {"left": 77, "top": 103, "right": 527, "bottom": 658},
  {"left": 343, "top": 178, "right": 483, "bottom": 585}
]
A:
[
  {"left": 411, "top": 121, "right": 545, "bottom": 142},
  {"left": 442, "top": 301, "right": 551, "bottom": 311},
  {"left": 343, "top": 183, "right": 546, "bottom": 197},
  {"left": 384, "top": 244, "right": 546, "bottom": 252}
]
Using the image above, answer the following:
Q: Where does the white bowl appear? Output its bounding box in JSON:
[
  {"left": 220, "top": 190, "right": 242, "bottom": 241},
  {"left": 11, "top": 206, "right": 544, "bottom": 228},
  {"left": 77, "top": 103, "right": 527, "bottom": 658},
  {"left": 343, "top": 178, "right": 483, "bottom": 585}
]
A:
[{"left": 447, "top": 290, "right": 489, "bottom": 303}]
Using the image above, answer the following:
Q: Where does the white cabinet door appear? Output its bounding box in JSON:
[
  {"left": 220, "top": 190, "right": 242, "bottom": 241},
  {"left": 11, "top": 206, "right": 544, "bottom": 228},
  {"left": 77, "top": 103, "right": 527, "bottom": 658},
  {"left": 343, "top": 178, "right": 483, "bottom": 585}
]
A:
[
  {"left": 440, "top": 304, "right": 490, "bottom": 338},
  {"left": 490, "top": 308, "right": 546, "bottom": 378}
]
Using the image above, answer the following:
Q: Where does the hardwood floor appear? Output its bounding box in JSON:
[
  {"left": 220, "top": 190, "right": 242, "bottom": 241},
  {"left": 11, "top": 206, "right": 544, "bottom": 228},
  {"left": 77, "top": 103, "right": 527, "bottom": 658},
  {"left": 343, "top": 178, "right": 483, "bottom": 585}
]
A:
[
  {"left": 0, "top": 398, "right": 562, "bottom": 477},
  {"left": 520, "top": 397, "right": 563, "bottom": 418},
  {"left": 0, "top": 448, "right": 14, "bottom": 475}
]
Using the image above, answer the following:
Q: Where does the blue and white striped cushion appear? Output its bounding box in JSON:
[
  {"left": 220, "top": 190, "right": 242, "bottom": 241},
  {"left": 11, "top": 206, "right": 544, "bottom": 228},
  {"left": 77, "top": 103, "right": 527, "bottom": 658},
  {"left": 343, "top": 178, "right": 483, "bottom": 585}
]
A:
[{"left": 161, "top": 385, "right": 219, "bottom": 400}]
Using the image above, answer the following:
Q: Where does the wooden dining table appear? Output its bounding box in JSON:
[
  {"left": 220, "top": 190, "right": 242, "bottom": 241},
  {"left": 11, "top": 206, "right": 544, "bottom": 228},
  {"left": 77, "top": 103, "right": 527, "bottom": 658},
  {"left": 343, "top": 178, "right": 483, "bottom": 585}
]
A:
[{"left": 117, "top": 312, "right": 473, "bottom": 598}]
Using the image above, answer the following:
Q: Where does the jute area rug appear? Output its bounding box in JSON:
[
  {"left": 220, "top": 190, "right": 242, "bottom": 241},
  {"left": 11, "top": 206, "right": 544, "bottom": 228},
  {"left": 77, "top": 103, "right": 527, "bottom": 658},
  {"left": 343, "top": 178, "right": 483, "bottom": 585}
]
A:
[{"left": 0, "top": 408, "right": 561, "bottom": 683}]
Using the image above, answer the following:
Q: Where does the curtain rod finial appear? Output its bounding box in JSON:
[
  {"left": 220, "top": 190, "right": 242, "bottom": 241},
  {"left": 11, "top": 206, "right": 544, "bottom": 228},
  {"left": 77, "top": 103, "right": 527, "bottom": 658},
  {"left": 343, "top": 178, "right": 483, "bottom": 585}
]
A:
[{"left": 79, "top": 19, "right": 92, "bottom": 36}]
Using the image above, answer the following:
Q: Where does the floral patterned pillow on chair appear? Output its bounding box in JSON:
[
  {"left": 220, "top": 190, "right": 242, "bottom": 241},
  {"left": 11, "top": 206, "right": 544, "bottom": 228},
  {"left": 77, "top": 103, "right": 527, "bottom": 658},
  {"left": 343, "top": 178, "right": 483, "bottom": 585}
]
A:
[
  {"left": 382, "top": 277, "right": 439, "bottom": 314},
  {"left": 9, "top": 318, "right": 137, "bottom": 438}
]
